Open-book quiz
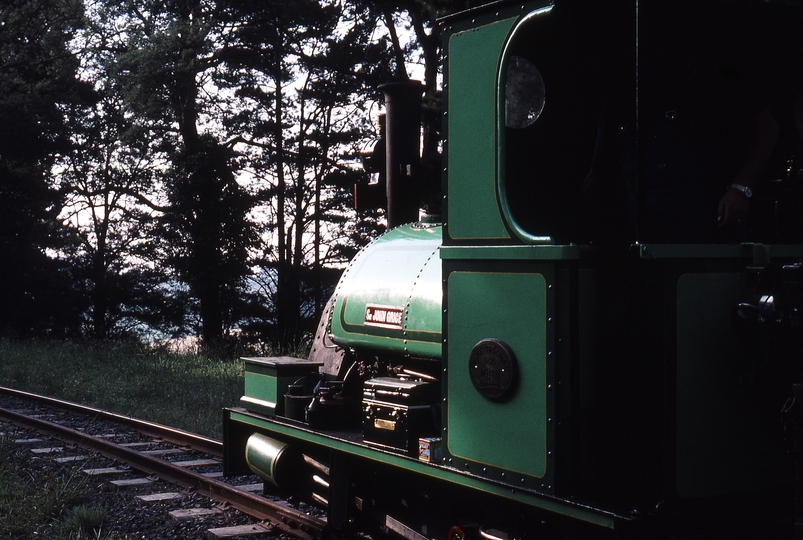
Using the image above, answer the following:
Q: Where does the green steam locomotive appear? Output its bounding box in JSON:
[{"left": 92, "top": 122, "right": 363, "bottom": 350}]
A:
[{"left": 223, "top": 0, "right": 803, "bottom": 537}]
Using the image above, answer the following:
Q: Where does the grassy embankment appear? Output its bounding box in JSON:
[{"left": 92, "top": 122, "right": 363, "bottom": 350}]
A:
[{"left": 0, "top": 339, "right": 260, "bottom": 439}]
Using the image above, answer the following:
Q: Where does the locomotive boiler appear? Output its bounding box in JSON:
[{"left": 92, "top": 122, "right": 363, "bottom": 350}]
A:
[{"left": 223, "top": 0, "right": 803, "bottom": 537}]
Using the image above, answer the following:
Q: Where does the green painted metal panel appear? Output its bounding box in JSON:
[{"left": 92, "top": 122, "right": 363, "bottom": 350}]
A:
[
  {"left": 240, "top": 357, "right": 322, "bottom": 417},
  {"left": 242, "top": 372, "right": 278, "bottom": 415},
  {"left": 447, "top": 18, "right": 516, "bottom": 241},
  {"left": 330, "top": 224, "right": 442, "bottom": 358},
  {"left": 446, "top": 272, "right": 548, "bottom": 478},
  {"left": 225, "top": 409, "right": 615, "bottom": 529},
  {"left": 676, "top": 273, "right": 789, "bottom": 498}
]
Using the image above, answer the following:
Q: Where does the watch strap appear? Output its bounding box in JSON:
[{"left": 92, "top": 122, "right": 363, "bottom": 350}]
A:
[{"left": 730, "top": 183, "right": 752, "bottom": 198}]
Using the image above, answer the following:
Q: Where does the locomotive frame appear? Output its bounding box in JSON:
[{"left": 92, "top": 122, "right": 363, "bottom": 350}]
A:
[{"left": 224, "top": 1, "right": 803, "bottom": 538}]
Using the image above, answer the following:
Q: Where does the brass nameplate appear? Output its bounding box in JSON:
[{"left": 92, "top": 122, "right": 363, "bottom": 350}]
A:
[{"left": 374, "top": 418, "right": 396, "bottom": 431}]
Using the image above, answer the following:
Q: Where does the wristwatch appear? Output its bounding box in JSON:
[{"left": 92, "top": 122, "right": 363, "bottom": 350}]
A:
[{"left": 730, "top": 183, "right": 752, "bottom": 198}]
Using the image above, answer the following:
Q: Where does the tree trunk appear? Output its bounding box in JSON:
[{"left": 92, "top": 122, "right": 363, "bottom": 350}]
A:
[
  {"left": 274, "top": 66, "right": 291, "bottom": 346},
  {"left": 92, "top": 225, "right": 108, "bottom": 339}
]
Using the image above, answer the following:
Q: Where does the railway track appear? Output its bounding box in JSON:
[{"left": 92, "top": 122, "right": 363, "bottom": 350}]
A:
[{"left": 0, "top": 386, "right": 328, "bottom": 540}]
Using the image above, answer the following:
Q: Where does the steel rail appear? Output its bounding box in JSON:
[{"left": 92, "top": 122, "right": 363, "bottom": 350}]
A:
[
  {"left": 0, "top": 386, "right": 221, "bottom": 456},
  {"left": 0, "top": 399, "right": 327, "bottom": 540}
]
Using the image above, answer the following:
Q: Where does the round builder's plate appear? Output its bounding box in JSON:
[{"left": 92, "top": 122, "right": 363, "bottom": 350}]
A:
[{"left": 468, "top": 339, "right": 518, "bottom": 400}]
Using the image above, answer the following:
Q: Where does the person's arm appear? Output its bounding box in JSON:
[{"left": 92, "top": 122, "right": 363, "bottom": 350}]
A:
[{"left": 717, "top": 107, "right": 779, "bottom": 228}]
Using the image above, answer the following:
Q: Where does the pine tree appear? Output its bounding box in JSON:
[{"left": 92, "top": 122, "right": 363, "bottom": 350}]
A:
[
  {"left": 108, "top": 0, "right": 259, "bottom": 347},
  {"left": 0, "top": 0, "right": 93, "bottom": 336}
]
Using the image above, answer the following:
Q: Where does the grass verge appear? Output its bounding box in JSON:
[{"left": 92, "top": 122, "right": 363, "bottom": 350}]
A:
[
  {"left": 0, "top": 435, "right": 103, "bottom": 539},
  {"left": 0, "top": 340, "right": 250, "bottom": 439}
]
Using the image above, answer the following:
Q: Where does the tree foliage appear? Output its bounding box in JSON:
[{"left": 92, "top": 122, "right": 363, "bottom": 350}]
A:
[
  {"left": 0, "top": 0, "right": 92, "bottom": 337},
  {"left": 0, "top": 0, "right": 483, "bottom": 349}
]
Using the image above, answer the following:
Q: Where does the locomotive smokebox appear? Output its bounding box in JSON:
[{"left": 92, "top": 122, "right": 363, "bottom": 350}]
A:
[{"left": 380, "top": 81, "right": 424, "bottom": 228}]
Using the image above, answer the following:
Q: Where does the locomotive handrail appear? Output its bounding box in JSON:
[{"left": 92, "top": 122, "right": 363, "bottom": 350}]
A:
[
  {"left": 439, "top": 244, "right": 581, "bottom": 260},
  {"left": 440, "top": 243, "right": 803, "bottom": 262},
  {"left": 635, "top": 243, "right": 803, "bottom": 260}
]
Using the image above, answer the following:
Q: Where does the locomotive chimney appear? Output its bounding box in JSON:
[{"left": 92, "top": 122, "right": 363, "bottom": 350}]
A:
[{"left": 380, "top": 81, "right": 424, "bottom": 228}]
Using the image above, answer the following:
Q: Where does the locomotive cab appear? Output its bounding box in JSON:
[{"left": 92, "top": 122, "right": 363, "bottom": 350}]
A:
[{"left": 224, "top": 1, "right": 803, "bottom": 538}]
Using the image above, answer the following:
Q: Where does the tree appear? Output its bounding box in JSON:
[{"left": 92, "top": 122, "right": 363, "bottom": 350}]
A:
[
  {"left": 0, "top": 0, "right": 93, "bottom": 337},
  {"left": 213, "top": 0, "right": 388, "bottom": 345},
  {"left": 96, "top": 0, "right": 383, "bottom": 348},
  {"left": 0, "top": 0, "right": 483, "bottom": 345},
  {"left": 59, "top": 75, "right": 188, "bottom": 339},
  {"left": 108, "top": 0, "right": 259, "bottom": 347}
]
